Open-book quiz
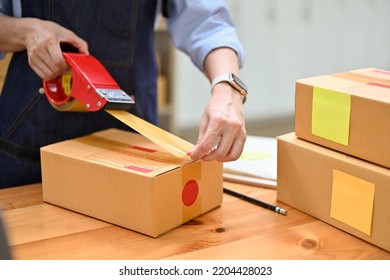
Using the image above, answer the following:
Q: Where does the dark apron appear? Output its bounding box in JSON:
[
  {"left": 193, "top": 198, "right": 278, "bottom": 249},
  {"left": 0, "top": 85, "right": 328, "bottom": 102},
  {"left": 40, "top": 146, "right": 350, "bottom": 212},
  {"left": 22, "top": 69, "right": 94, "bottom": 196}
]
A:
[{"left": 0, "top": 0, "right": 158, "bottom": 188}]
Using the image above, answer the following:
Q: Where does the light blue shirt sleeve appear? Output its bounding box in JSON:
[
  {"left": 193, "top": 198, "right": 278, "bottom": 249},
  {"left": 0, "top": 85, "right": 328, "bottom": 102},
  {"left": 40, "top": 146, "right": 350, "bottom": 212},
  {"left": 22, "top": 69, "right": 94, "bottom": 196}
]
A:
[
  {"left": 1, "top": 0, "right": 245, "bottom": 68},
  {"left": 166, "top": 0, "right": 246, "bottom": 72}
]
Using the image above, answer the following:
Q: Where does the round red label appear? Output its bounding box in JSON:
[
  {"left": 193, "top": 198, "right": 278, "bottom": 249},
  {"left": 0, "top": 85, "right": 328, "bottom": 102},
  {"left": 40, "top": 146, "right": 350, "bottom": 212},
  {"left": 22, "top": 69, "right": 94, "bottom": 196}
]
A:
[{"left": 181, "top": 180, "right": 199, "bottom": 206}]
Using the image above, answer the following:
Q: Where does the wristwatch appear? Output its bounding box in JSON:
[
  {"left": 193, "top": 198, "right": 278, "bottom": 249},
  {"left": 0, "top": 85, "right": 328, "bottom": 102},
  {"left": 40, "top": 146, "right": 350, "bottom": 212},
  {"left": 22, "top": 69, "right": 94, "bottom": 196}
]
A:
[{"left": 210, "top": 73, "right": 248, "bottom": 103}]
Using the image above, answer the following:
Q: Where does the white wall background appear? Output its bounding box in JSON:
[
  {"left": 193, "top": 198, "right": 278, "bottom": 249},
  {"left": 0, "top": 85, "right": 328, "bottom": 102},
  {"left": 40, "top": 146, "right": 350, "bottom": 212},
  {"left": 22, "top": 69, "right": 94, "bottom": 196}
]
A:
[{"left": 170, "top": 0, "right": 390, "bottom": 133}]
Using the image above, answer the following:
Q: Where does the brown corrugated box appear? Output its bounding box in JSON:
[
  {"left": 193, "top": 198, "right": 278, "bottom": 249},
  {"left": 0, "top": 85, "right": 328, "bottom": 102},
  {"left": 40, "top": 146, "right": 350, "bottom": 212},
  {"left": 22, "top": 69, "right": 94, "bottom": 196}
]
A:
[
  {"left": 277, "top": 132, "right": 390, "bottom": 252},
  {"left": 295, "top": 68, "right": 390, "bottom": 168},
  {"left": 41, "top": 128, "right": 223, "bottom": 237},
  {"left": 0, "top": 53, "right": 12, "bottom": 93}
]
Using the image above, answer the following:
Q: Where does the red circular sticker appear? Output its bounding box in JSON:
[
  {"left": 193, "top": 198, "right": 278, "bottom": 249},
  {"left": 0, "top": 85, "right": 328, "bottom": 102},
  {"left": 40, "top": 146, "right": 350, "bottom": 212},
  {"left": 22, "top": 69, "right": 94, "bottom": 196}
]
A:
[{"left": 182, "top": 180, "right": 199, "bottom": 206}]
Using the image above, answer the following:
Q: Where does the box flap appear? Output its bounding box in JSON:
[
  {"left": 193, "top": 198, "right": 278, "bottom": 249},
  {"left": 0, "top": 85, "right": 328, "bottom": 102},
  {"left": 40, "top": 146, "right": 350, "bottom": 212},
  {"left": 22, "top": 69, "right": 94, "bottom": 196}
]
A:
[
  {"left": 297, "top": 68, "right": 390, "bottom": 103},
  {"left": 41, "top": 128, "right": 194, "bottom": 177}
]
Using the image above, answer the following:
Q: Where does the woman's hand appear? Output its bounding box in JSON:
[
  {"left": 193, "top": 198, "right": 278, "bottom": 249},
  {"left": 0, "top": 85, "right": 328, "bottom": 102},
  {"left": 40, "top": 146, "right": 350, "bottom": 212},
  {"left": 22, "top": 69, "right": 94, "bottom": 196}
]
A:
[
  {"left": 188, "top": 82, "right": 246, "bottom": 162},
  {"left": 0, "top": 16, "right": 88, "bottom": 81},
  {"left": 23, "top": 18, "right": 89, "bottom": 80}
]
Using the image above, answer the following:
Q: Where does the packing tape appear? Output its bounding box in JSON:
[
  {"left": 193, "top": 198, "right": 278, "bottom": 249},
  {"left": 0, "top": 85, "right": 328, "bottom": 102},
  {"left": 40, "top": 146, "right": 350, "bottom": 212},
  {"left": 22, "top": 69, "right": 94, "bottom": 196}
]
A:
[
  {"left": 106, "top": 110, "right": 204, "bottom": 223},
  {"left": 105, "top": 109, "right": 194, "bottom": 158},
  {"left": 181, "top": 161, "right": 202, "bottom": 222}
]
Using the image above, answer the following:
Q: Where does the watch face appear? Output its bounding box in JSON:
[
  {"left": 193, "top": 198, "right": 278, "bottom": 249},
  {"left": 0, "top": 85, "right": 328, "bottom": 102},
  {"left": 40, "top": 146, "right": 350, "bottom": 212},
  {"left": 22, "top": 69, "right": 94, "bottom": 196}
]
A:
[{"left": 231, "top": 73, "right": 248, "bottom": 93}]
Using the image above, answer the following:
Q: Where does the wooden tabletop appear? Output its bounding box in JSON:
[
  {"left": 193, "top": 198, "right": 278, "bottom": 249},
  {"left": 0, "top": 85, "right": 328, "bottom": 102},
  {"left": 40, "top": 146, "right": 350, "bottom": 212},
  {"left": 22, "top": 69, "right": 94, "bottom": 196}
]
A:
[{"left": 1, "top": 182, "right": 389, "bottom": 260}]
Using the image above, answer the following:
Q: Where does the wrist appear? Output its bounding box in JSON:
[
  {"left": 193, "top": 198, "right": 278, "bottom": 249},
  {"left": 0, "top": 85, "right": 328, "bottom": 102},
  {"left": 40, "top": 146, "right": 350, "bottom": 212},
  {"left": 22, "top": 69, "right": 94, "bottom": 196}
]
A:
[
  {"left": 210, "top": 73, "right": 248, "bottom": 104},
  {"left": 212, "top": 82, "right": 245, "bottom": 104}
]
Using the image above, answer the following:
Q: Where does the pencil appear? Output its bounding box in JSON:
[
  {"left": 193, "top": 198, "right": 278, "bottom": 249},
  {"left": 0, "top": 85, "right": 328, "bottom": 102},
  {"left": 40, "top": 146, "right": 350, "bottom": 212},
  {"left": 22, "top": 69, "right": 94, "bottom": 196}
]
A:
[{"left": 223, "top": 188, "right": 288, "bottom": 216}]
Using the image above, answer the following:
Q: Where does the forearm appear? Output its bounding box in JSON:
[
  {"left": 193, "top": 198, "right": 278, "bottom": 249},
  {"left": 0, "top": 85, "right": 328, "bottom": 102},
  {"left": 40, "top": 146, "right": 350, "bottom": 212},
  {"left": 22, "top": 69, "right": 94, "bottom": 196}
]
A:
[
  {"left": 0, "top": 15, "right": 31, "bottom": 52},
  {"left": 204, "top": 47, "right": 244, "bottom": 104},
  {"left": 204, "top": 47, "right": 240, "bottom": 81},
  {"left": 0, "top": 15, "right": 88, "bottom": 80}
]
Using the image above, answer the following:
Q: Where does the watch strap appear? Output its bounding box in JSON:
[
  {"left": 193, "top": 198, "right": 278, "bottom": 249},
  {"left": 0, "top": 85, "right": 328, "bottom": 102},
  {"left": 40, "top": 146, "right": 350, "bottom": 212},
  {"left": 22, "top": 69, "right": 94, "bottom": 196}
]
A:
[
  {"left": 210, "top": 73, "right": 248, "bottom": 103},
  {"left": 210, "top": 74, "right": 231, "bottom": 91}
]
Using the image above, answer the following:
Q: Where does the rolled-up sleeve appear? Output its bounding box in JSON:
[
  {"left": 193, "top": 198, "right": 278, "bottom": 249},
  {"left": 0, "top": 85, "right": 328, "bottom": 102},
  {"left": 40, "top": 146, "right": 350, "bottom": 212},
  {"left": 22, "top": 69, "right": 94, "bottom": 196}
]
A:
[{"left": 166, "top": 0, "right": 246, "bottom": 72}]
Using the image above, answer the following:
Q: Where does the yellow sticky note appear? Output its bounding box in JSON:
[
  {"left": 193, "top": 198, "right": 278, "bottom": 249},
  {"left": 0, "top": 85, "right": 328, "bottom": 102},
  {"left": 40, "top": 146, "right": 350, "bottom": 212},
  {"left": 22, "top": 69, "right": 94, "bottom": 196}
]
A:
[
  {"left": 330, "top": 170, "right": 375, "bottom": 235},
  {"left": 240, "top": 152, "right": 273, "bottom": 160},
  {"left": 312, "top": 87, "right": 351, "bottom": 146}
]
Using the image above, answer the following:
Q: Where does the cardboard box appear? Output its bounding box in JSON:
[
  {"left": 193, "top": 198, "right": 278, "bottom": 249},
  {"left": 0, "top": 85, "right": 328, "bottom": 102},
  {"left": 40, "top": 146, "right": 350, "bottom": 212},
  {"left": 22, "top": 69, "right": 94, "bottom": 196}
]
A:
[
  {"left": 0, "top": 76, "right": 5, "bottom": 93},
  {"left": 41, "top": 128, "right": 223, "bottom": 237},
  {"left": 277, "top": 132, "right": 390, "bottom": 252},
  {"left": 157, "top": 74, "right": 168, "bottom": 107},
  {"left": 0, "top": 53, "right": 12, "bottom": 76},
  {"left": 295, "top": 68, "right": 390, "bottom": 168},
  {"left": 0, "top": 53, "right": 12, "bottom": 94}
]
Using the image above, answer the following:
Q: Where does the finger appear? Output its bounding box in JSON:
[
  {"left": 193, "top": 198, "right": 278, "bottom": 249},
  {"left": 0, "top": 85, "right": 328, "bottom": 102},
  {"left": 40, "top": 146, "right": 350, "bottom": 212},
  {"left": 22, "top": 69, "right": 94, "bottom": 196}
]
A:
[
  {"left": 28, "top": 48, "right": 58, "bottom": 80},
  {"left": 199, "top": 131, "right": 235, "bottom": 162},
  {"left": 202, "top": 134, "right": 245, "bottom": 162},
  {"left": 187, "top": 113, "right": 210, "bottom": 156},
  {"left": 210, "top": 134, "right": 235, "bottom": 161},
  {"left": 47, "top": 42, "right": 69, "bottom": 72},
  {"left": 61, "top": 30, "right": 89, "bottom": 54},
  {"left": 73, "top": 38, "right": 89, "bottom": 54},
  {"left": 199, "top": 113, "right": 246, "bottom": 161},
  {"left": 190, "top": 121, "right": 222, "bottom": 160}
]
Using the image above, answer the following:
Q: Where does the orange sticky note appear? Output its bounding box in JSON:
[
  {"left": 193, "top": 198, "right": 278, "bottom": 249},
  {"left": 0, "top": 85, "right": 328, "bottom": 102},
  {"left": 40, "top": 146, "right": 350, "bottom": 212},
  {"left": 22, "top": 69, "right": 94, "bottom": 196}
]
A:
[{"left": 330, "top": 170, "right": 375, "bottom": 235}]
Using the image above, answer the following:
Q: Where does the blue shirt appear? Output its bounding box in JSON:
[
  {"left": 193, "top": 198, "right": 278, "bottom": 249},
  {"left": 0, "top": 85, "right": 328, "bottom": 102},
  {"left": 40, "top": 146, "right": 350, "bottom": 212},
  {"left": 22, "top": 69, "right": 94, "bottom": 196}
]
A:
[{"left": 0, "top": 0, "right": 245, "bottom": 71}]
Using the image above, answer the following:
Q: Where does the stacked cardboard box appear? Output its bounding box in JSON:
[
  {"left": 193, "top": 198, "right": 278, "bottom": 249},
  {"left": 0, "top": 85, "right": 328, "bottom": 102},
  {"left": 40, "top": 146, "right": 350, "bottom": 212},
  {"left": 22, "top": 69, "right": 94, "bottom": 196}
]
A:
[{"left": 277, "top": 68, "right": 390, "bottom": 251}]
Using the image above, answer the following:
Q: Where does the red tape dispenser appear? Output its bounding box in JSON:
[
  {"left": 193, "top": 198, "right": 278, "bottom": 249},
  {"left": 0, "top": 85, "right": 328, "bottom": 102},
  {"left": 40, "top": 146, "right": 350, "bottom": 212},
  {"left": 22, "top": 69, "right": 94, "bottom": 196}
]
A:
[{"left": 43, "top": 52, "right": 134, "bottom": 112}]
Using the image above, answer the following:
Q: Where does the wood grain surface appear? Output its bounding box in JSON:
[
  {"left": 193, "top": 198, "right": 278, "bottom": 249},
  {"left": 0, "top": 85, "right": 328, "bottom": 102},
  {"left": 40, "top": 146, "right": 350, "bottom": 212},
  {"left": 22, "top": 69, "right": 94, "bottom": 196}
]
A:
[{"left": 1, "top": 182, "right": 389, "bottom": 260}]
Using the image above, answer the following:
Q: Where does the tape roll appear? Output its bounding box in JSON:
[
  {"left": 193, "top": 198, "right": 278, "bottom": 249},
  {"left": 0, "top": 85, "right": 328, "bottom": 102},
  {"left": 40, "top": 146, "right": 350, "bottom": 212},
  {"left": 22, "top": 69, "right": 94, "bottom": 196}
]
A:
[
  {"left": 48, "top": 99, "right": 86, "bottom": 112},
  {"left": 45, "top": 71, "right": 88, "bottom": 112}
]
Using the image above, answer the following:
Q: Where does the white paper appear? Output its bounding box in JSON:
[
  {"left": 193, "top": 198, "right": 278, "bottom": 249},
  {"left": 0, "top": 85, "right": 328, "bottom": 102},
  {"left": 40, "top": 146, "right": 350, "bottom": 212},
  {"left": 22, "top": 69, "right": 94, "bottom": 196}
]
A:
[{"left": 223, "top": 135, "right": 277, "bottom": 188}]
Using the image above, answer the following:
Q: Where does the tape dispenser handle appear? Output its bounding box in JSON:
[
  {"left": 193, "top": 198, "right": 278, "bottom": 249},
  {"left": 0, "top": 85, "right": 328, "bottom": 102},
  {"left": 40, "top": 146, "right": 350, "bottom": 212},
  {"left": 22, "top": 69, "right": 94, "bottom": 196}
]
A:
[
  {"left": 42, "top": 44, "right": 79, "bottom": 106},
  {"left": 42, "top": 52, "right": 119, "bottom": 111}
]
